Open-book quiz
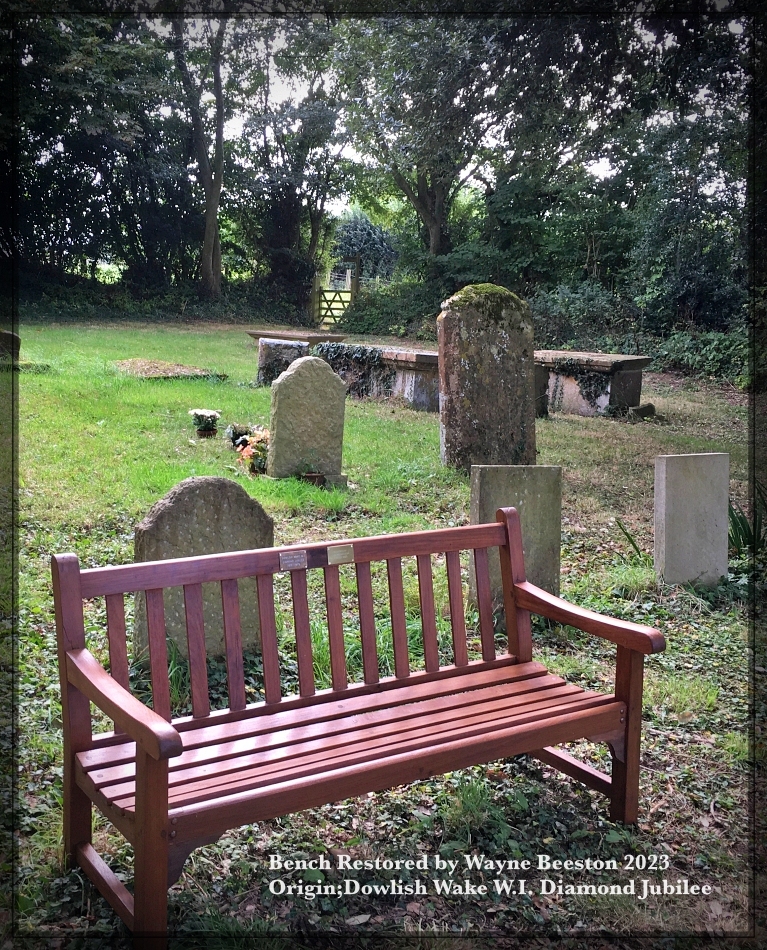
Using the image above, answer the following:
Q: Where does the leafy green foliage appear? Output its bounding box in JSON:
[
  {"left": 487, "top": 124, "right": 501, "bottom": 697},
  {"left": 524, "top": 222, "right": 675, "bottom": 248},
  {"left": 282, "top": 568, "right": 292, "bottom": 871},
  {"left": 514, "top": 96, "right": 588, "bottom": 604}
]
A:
[
  {"left": 337, "top": 279, "right": 444, "bottom": 339},
  {"left": 728, "top": 482, "right": 766, "bottom": 557},
  {"left": 331, "top": 210, "right": 397, "bottom": 279},
  {"left": 649, "top": 328, "right": 749, "bottom": 384}
]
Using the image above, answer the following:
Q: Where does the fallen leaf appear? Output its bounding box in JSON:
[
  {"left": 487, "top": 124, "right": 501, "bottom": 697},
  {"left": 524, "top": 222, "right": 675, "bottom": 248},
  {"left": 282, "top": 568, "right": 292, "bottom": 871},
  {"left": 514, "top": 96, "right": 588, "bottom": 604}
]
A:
[{"left": 347, "top": 914, "right": 371, "bottom": 925}]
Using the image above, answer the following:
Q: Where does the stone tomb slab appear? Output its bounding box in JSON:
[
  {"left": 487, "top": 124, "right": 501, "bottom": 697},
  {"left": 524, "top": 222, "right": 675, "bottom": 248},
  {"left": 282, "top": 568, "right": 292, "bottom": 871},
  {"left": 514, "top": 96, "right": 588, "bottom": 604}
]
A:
[
  {"left": 535, "top": 350, "right": 652, "bottom": 417},
  {"left": 267, "top": 356, "right": 347, "bottom": 485},
  {"left": 470, "top": 465, "right": 562, "bottom": 606},
  {"left": 654, "top": 453, "right": 729, "bottom": 586},
  {"left": 256, "top": 338, "right": 309, "bottom": 386},
  {"left": 246, "top": 328, "right": 347, "bottom": 346},
  {"left": 380, "top": 348, "right": 439, "bottom": 412},
  {"left": 134, "top": 477, "right": 274, "bottom": 658}
]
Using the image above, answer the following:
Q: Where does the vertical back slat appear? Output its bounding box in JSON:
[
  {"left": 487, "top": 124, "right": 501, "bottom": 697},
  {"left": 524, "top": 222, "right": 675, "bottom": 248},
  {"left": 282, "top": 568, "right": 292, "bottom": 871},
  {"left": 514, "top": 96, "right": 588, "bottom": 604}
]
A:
[
  {"left": 220, "top": 578, "right": 246, "bottom": 712},
  {"left": 416, "top": 554, "right": 440, "bottom": 672},
  {"left": 144, "top": 589, "right": 171, "bottom": 721},
  {"left": 445, "top": 550, "right": 468, "bottom": 667},
  {"left": 387, "top": 557, "right": 409, "bottom": 678},
  {"left": 496, "top": 507, "right": 533, "bottom": 663},
  {"left": 183, "top": 584, "right": 210, "bottom": 719},
  {"left": 290, "top": 569, "right": 315, "bottom": 697},
  {"left": 473, "top": 547, "right": 496, "bottom": 661},
  {"left": 355, "top": 561, "right": 379, "bottom": 684},
  {"left": 324, "top": 565, "right": 348, "bottom": 691},
  {"left": 105, "top": 593, "right": 130, "bottom": 691},
  {"left": 257, "top": 574, "right": 281, "bottom": 704}
]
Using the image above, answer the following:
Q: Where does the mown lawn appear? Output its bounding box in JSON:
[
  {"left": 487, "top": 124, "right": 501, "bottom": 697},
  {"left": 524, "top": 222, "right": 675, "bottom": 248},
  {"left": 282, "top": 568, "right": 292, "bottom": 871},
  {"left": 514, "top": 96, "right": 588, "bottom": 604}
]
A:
[{"left": 11, "top": 322, "right": 753, "bottom": 945}]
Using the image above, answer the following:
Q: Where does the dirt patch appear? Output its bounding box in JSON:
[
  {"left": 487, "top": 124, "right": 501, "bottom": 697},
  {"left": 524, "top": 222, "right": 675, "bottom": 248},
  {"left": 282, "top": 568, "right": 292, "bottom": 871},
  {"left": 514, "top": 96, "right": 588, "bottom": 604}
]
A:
[{"left": 114, "top": 359, "right": 227, "bottom": 380}]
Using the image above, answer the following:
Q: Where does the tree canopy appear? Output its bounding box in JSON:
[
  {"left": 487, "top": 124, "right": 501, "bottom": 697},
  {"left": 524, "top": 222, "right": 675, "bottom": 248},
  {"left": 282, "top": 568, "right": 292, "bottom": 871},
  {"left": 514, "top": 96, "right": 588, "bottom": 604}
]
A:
[{"left": 15, "top": 11, "right": 750, "bottom": 337}]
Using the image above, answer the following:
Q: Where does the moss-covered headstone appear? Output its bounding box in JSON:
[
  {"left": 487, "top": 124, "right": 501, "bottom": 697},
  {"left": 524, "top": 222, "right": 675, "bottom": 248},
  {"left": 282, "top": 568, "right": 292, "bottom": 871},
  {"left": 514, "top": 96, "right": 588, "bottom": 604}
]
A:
[{"left": 437, "top": 284, "right": 536, "bottom": 473}]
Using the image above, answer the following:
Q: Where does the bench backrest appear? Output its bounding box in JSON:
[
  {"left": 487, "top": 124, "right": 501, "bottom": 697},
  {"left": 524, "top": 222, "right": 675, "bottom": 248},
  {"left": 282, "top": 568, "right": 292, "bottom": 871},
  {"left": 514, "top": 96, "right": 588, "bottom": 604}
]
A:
[{"left": 52, "top": 508, "right": 532, "bottom": 729}]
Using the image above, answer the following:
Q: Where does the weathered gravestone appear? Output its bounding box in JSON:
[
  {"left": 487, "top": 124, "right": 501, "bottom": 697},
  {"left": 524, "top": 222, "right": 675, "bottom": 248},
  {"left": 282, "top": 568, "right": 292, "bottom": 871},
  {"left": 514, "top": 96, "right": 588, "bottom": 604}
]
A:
[
  {"left": 470, "top": 465, "right": 562, "bottom": 604},
  {"left": 134, "top": 477, "right": 274, "bottom": 658},
  {"left": 654, "top": 453, "right": 729, "bottom": 586},
  {"left": 257, "top": 338, "right": 309, "bottom": 386},
  {"left": 438, "top": 284, "right": 536, "bottom": 473},
  {"left": 267, "top": 356, "right": 348, "bottom": 485},
  {"left": 0, "top": 330, "right": 20, "bottom": 361}
]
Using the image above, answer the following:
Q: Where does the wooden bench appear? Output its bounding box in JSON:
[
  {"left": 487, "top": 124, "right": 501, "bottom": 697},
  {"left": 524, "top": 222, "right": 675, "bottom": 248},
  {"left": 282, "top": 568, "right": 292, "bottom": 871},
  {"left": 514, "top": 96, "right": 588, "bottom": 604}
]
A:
[{"left": 52, "top": 507, "right": 665, "bottom": 939}]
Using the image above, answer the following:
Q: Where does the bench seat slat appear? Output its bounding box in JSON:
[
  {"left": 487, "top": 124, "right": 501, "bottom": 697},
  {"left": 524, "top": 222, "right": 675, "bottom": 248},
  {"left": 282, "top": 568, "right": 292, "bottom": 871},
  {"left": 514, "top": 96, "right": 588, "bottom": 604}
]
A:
[
  {"left": 161, "top": 702, "right": 624, "bottom": 843},
  {"left": 95, "top": 690, "right": 620, "bottom": 810},
  {"left": 77, "top": 661, "right": 550, "bottom": 770},
  {"left": 87, "top": 683, "right": 595, "bottom": 794},
  {"left": 88, "top": 693, "right": 625, "bottom": 811},
  {"left": 166, "top": 696, "right": 617, "bottom": 809},
  {"left": 81, "top": 673, "right": 575, "bottom": 785}
]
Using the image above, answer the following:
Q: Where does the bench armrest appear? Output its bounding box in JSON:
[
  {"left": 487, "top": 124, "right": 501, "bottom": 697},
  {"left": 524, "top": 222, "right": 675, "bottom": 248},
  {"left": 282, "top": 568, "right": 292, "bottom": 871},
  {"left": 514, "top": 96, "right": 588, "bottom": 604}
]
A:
[
  {"left": 66, "top": 648, "right": 183, "bottom": 760},
  {"left": 514, "top": 581, "right": 665, "bottom": 655}
]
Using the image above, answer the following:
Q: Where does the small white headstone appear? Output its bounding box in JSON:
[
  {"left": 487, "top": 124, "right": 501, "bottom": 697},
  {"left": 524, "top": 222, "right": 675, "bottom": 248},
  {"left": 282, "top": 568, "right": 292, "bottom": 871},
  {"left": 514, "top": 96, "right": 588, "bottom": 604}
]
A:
[{"left": 654, "top": 453, "right": 729, "bottom": 586}]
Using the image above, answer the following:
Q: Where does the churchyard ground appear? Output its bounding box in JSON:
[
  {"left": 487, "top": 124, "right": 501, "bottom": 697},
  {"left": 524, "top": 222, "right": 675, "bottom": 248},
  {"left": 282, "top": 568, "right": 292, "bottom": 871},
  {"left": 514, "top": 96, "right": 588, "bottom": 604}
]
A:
[{"left": 11, "top": 322, "right": 754, "bottom": 945}]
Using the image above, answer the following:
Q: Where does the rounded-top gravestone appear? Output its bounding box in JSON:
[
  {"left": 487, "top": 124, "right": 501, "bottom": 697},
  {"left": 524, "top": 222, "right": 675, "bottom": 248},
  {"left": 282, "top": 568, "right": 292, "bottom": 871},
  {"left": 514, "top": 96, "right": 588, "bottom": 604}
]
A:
[
  {"left": 267, "top": 356, "right": 347, "bottom": 485},
  {"left": 438, "top": 284, "right": 536, "bottom": 474},
  {"left": 133, "top": 476, "right": 274, "bottom": 658}
]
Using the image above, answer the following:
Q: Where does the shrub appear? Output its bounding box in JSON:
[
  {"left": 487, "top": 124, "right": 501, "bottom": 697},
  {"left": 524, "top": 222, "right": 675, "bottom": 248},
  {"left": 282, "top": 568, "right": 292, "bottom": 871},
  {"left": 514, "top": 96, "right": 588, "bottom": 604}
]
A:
[
  {"left": 528, "top": 281, "right": 636, "bottom": 351},
  {"left": 649, "top": 327, "right": 750, "bottom": 383},
  {"left": 337, "top": 279, "right": 445, "bottom": 339}
]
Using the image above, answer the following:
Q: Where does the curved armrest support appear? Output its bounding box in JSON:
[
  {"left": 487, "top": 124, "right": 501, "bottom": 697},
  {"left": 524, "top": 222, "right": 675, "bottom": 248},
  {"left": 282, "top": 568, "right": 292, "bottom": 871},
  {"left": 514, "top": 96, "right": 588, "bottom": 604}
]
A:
[
  {"left": 66, "top": 648, "right": 183, "bottom": 760},
  {"left": 514, "top": 581, "right": 665, "bottom": 655}
]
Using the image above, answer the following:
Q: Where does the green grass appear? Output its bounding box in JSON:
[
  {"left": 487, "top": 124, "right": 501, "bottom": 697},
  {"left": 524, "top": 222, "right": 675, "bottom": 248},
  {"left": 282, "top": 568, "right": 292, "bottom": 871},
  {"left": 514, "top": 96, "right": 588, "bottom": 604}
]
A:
[
  {"left": 644, "top": 672, "right": 720, "bottom": 716},
  {"left": 12, "top": 322, "right": 754, "bottom": 941}
]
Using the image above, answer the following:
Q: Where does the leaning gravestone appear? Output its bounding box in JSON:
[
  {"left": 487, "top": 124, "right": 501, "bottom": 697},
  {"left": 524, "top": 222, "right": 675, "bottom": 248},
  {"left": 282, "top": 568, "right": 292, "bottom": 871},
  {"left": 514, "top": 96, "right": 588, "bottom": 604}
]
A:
[
  {"left": 267, "top": 356, "right": 348, "bottom": 485},
  {"left": 654, "top": 453, "right": 729, "bottom": 586},
  {"left": 438, "top": 284, "right": 536, "bottom": 473},
  {"left": 256, "top": 338, "right": 309, "bottom": 386},
  {"left": 134, "top": 477, "right": 274, "bottom": 658}
]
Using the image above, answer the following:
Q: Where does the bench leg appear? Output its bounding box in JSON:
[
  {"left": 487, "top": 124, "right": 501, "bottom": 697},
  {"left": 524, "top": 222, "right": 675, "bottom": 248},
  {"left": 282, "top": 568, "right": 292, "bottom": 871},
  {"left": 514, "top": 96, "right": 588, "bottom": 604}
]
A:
[
  {"left": 610, "top": 646, "right": 644, "bottom": 824},
  {"left": 63, "top": 758, "right": 92, "bottom": 867},
  {"left": 133, "top": 749, "right": 170, "bottom": 942}
]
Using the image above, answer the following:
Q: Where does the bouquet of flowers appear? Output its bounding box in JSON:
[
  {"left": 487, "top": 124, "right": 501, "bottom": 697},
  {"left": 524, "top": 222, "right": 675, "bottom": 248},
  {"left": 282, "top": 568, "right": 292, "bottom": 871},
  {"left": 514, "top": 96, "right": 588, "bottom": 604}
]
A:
[{"left": 227, "top": 424, "right": 270, "bottom": 474}]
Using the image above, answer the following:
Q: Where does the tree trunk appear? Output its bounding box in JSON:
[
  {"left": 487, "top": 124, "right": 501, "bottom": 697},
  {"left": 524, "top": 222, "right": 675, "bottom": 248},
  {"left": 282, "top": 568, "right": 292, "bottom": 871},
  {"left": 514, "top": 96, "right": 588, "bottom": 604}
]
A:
[{"left": 172, "top": 18, "right": 227, "bottom": 300}]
